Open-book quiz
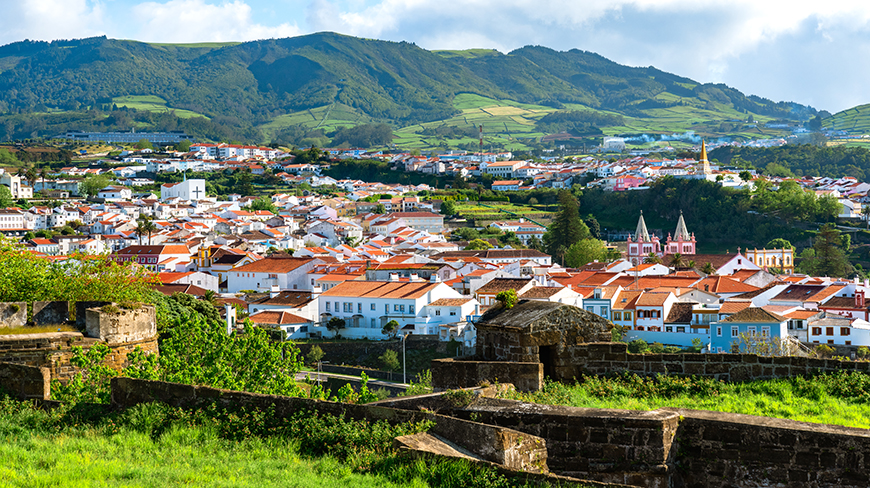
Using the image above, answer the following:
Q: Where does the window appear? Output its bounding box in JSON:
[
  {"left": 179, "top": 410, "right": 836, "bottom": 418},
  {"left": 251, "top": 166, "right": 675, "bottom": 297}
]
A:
[
  {"left": 624, "top": 311, "right": 632, "bottom": 321},
  {"left": 846, "top": 341, "right": 852, "bottom": 345},
  {"left": 449, "top": 309, "right": 456, "bottom": 316},
  {"left": 828, "top": 340, "right": 834, "bottom": 344},
  {"left": 761, "top": 326, "right": 770, "bottom": 337},
  {"left": 731, "top": 326, "right": 739, "bottom": 337},
  {"left": 586, "top": 306, "right": 594, "bottom": 313},
  {"left": 812, "top": 327, "right": 822, "bottom": 336},
  {"left": 841, "top": 327, "right": 851, "bottom": 336},
  {"left": 613, "top": 312, "right": 622, "bottom": 321},
  {"left": 394, "top": 304, "right": 400, "bottom": 312},
  {"left": 385, "top": 304, "right": 389, "bottom": 313},
  {"left": 748, "top": 326, "right": 756, "bottom": 336},
  {"left": 601, "top": 307, "right": 609, "bottom": 318},
  {"left": 665, "top": 326, "right": 673, "bottom": 332},
  {"left": 435, "top": 310, "right": 440, "bottom": 316},
  {"left": 717, "top": 327, "right": 722, "bottom": 337},
  {"left": 371, "top": 318, "right": 376, "bottom": 328},
  {"left": 343, "top": 302, "right": 352, "bottom": 313},
  {"left": 357, "top": 303, "right": 362, "bottom": 313},
  {"left": 677, "top": 327, "right": 685, "bottom": 333},
  {"left": 409, "top": 305, "right": 415, "bottom": 314},
  {"left": 826, "top": 327, "right": 834, "bottom": 336},
  {"left": 325, "top": 302, "right": 330, "bottom": 312}
]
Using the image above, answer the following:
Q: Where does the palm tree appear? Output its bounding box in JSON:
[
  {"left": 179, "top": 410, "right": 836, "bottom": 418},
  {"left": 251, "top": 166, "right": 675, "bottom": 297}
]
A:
[
  {"left": 135, "top": 215, "right": 157, "bottom": 245},
  {"left": 701, "top": 262, "right": 715, "bottom": 275},
  {"left": 643, "top": 252, "right": 662, "bottom": 265},
  {"left": 669, "top": 253, "right": 684, "bottom": 269}
]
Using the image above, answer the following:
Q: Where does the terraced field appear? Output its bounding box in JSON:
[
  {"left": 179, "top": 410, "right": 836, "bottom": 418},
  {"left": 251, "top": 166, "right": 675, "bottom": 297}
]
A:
[
  {"left": 112, "top": 95, "right": 208, "bottom": 119},
  {"left": 454, "top": 201, "right": 555, "bottom": 225},
  {"left": 825, "top": 104, "right": 870, "bottom": 134}
]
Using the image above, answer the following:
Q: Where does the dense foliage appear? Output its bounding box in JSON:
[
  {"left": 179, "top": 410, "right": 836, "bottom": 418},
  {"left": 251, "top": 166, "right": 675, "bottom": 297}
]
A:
[
  {"left": 0, "top": 237, "right": 155, "bottom": 303},
  {"left": 710, "top": 144, "right": 870, "bottom": 181}
]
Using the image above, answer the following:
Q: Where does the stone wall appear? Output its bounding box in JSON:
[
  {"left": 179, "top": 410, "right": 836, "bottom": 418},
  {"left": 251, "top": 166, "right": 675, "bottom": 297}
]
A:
[
  {"left": 0, "top": 302, "right": 27, "bottom": 327},
  {"left": 110, "top": 377, "right": 548, "bottom": 474},
  {"left": 0, "top": 304, "right": 159, "bottom": 382},
  {"left": 379, "top": 391, "right": 870, "bottom": 488},
  {"left": 75, "top": 301, "right": 110, "bottom": 329},
  {"left": 668, "top": 408, "right": 870, "bottom": 487},
  {"left": 562, "top": 342, "right": 870, "bottom": 383},
  {"left": 33, "top": 301, "right": 70, "bottom": 326},
  {"left": 431, "top": 358, "right": 543, "bottom": 391},
  {"left": 294, "top": 337, "right": 447, "bottom": 371},
  {"left": 0, "top": 361, "right": 50, "bottom": 400},
  {"left": 85, "top": 304, "right": 156, "bottom": 343}
]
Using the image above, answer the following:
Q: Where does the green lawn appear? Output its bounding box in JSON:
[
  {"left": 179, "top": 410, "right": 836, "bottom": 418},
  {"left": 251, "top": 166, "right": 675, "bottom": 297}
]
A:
[{"left": 505, "top": 371, "right": 870, "bottom": 429}]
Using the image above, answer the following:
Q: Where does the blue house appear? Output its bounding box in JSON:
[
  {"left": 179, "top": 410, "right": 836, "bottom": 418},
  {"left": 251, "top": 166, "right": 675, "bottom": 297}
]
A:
[{"left": 712, "top": 307, "right": 788, "bottom": 353}]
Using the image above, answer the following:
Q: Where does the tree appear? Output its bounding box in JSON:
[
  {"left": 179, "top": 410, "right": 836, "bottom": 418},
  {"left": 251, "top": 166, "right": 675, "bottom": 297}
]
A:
[
  {"left": 669, "top": 253, "right": 684, "bottom": 269},
  {"left": 175, "top": 139, "right": 192, "bottom": 152},
  {"left": 739, "top": 170, "right": 752, "bottom": 182},
  {"left": 0, "top": 185, "right": 12, "bottom": 207},
  {"left": 307, "top": 345, "right": 325, "bottom": 365},
  {"left": 326, "top": 317, "right": 346, "bottom": 338},
  {"left": 135, "top": 139, "right": 154, "bottom": 150},
  {"left": 79, "top": 174, "right": 110, "bottom": 197},
  {"left": 765, "top": 238, "right": 795, "bottom": 250},
  {"left": 584, "top": 217, "right": 601, "bottom": 240},
  {"left": 644, "top": 252, "right": 662, "bottom": 265},
  {"left": 798, "top": 224, "right": 854, "bottom": 277},
  {"left": 373, "top": 203, "right": 386, "bottom": 214},
  {"left": 135, "top": 215, "right": 157, "bottom": 245},
  {"left": 249, "top": 196, "right": 277, "bottom": 213},
  {"left": 543, "top": 190, "right": 590, "bottom": 264},
  {"left": 379, "top": 349, "right": 401, "bottom": 381},
  {"left": 465, "top": 239, "right": 493, "bottom": 250},
  {"left": 701, "top": 262, "right": 716, "bottom": 275},
  {"left": 564, "top": 238, "right": 611, "bottom": 268},
  {"left": 440, "top": 200, "right": 456, "bottom": 216},
  {"left": 495, "top": 289, "right": 518, "bottom": 309},
  {"left": 381, "top": 319, "right": 400, "bottom": 339}
]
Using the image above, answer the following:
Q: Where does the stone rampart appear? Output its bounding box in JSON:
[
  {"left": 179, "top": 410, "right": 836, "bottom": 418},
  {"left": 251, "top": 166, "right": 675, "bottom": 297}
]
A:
[
  {"left": 0, "top": 361, "right": 50, "bottom": 400},
  {"left": 564, "top": 342, "right": 870, "bottom": 382},
  {"left": 85, "top": 304, "right": 156, "bottom": 343},
  {"left": 109, "top": 377, "right": 548, "bottom": 474},
  {"left": 33, "top": 301, "right": 70, "bottom": 325},
  {"left": 431, "top": 357, "right": 543, "bottom": 391}
]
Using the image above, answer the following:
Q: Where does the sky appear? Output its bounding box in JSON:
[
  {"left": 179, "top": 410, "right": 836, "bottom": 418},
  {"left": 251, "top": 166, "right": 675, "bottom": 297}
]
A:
[{"left": 3, "top": 0, "right": 870, "bottom": 113}]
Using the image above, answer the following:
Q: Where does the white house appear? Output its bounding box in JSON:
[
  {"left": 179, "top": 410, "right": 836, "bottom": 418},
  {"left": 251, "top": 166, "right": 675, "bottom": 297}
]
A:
[
  {"left": 315, "top": 279, "right": 464, "bottom": 339},
  {"left": 226, "top": 256, "right": 320, "bottom": 293},
  {"left": 160, "top": 179, "right": 207, "bottom": 201}
]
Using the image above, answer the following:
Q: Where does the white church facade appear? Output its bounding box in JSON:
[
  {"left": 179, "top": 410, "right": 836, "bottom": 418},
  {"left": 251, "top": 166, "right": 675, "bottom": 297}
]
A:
[{"left": 160, "top": 179, "right": 207, "bottom": 202}]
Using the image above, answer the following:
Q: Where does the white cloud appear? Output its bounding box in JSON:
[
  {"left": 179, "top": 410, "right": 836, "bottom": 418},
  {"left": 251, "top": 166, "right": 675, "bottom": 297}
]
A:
[
  {"left": 0, "top": 0, "right": 106, "bottom": 45},
  {"left": 131, "top": 0, "right": 302, "bottom": 43}
]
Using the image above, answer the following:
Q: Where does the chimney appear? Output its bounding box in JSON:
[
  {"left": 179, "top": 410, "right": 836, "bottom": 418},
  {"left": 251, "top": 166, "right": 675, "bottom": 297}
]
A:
[
  {"left": 857, "top": 291, "right": 865, "bottom": 308},
  {"left": 270, "top": 285, "right": 280, "bottom": 299},
  {"left": 430, "top": 274, "right": 441, "bottom": 283},
  {"left": 311, "top": 285, "right": 322, "bottom": 297},
  {"left": 390, "top": 273, "right": 399, "bottom": 281},
  {"left": 410, "top": 273, "right": 419, "bottom": 282}
]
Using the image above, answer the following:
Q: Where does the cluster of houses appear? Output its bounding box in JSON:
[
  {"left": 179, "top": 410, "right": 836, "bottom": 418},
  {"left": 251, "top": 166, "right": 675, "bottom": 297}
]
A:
[{"left": 1, "top": 142, "right": 869, "bottom": 355}]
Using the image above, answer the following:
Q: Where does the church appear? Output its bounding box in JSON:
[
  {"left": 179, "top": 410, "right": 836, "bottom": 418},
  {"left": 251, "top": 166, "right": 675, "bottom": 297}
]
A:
[
  {"left": 160, "top": 178, "right": 207, "bottom": 202},
  {"left": 625, "top": 211, "right": 696, "bottom": 265}
]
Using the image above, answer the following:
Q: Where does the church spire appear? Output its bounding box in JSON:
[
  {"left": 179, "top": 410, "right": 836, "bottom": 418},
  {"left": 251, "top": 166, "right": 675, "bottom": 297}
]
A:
[
  {"left": 699, "top": 140, "right": 711, "bottom": 176},
  {"left": 674, "top": 210, "right": 691, "bottom": 241},
  {"left": 635, "top": 211, "right": 651, "bottom": 243}
]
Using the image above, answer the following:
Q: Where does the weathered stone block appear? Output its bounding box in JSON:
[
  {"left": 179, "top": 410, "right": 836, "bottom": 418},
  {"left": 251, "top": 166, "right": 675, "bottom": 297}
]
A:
[
  {"left": 33, "top": 301, "right": 70, "bottom": 326},
  {"left": 85, "top": 304, "right": 156, "bottom": 343},
  {"left": 0, "top": 302, "right": 27, "bottom": 328}
]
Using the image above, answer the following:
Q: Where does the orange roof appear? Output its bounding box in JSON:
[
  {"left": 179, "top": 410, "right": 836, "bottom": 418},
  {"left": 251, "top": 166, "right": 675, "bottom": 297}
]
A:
[
  {"left": 249, "top": 311, "right": 311, "bottom": 325},
  {"left": 635, "top": 292, "right": 673, "bottom": 307},
  {"left": 158, "top": 272, "right": 194, "bottom": 284},
  {"left": 694, "top": 276, "right": 759, "bottom": 294},
  {"left": 719, "top": 301, "right": 751, "bottom": 315},
  {"left": 321, "top": 280, "right": 441, "bottom": 299},
  {"left": 806, "top": 285, "right": 844, "bottom": 303},
  {"left": 785, "top": 310, "right": 819, "bottom": 320},
  {"left": 233, "top": 257, "right": 315, "bottom": 274},
  {"left": 428, "top": 298, "right": 475, "bottom": 306},
  {"left": 613, "top": 290, "right": 643, "bottom": 310}
]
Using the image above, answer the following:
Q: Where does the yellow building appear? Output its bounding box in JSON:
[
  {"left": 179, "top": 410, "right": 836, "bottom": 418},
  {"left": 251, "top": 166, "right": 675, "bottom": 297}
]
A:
[{"left": 745, "top": 248, "right": 794, "bottom": 274}]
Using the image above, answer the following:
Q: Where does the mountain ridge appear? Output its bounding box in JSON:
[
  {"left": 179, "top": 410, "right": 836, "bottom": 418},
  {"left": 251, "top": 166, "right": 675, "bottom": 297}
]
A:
[{"left": 0, "top": 33, "right": 821, "bottom": 145}]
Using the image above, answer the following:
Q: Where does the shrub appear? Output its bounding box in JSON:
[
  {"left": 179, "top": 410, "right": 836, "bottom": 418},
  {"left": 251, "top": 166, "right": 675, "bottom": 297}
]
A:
[
  {"left": 650, "top": 342, "right": 665, "bottom": 354},
  {"left": 495, "top": 289, "right": 517, "bottom": 309},
  {"left": 100, "top": 304, "right": 120, "bottom": 314},
  {"left": 815, "top": 344, "right": 835, "bottom": 358},
  {"left": 307, "top": 345, "right": 324, "bottom": 364},
  {"left": 858, "top": 346, "right": 870, "bottom": 359},
  {"left": 628, "top": 339, "right": 649, "bottom": 354}
]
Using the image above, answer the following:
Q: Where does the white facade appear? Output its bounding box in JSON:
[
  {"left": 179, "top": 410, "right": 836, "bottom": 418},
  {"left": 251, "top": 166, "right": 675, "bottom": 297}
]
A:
[{"left": 160, "top": 179, "right": 207, "bottom": 201}]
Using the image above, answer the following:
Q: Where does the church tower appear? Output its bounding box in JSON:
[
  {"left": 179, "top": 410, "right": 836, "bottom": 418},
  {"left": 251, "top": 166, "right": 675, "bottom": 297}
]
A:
[
  {"left": 626, "top": 211, "right": 662, "bottom": 265},
  {"left": 665, "top": 210, "right": 696, "bottom": 256},
  {"left": 699, "top": 140, "right": 712, "bottom": 177}
]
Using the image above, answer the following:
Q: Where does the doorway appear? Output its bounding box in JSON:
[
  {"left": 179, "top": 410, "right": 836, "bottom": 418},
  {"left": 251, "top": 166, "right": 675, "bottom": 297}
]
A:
[{"left": 538, "top": 345, "right": 557, "bottom": 380}]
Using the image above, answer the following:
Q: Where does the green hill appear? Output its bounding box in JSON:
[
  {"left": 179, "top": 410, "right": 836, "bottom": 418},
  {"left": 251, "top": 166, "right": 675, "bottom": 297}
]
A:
[{"left": 0, "top": 33, "right": 820, "bottom": 147}]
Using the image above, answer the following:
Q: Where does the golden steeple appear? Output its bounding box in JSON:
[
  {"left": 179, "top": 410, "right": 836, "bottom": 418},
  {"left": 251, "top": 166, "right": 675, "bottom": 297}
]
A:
[{"left": 699, "top": 140, "right": 711, "bottom": 176}]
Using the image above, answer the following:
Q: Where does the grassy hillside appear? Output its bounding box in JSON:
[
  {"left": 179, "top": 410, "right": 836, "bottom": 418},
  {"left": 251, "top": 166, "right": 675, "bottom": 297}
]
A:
[{"left": 0, "top": 33, "right": 818, "bottom": 146}]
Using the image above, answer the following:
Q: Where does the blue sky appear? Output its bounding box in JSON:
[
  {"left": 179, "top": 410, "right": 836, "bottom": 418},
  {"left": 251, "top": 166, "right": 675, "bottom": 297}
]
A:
[{"left": 3, "top": 0, "right": 870, "bottom": 113}]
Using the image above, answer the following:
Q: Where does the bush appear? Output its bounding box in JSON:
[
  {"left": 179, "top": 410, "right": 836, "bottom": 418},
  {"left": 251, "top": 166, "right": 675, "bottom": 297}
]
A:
[
  {"left": 650, "top": 342, "right": 665, "bottom": 354},
  {"left": 307, "top": 345, "right": 324, "bottom": 364},
  {"left": 495, "top": 289, "right": 517, "bottom": 309},
  {"left": 627, "top": 339, "right": 649, "bottom": 354},
  {"left": 858, "top": 346, "right": 870, "bottom": 359},
  {"left": 815, "top": 344, "right": 835, "bottom": 358}
]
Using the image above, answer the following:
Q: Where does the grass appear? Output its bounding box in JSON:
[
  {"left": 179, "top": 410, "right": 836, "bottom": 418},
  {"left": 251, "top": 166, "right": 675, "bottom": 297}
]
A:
[
  {"left": 0, "top": 397, "right": 581, "bottom": 488},
  {"left": 0, "top": 325, "right": 79, "bottom": 335},
  {"left": 505, "top": 371, "right": 870, "bottom": 429},
  {"left": 112, "top": 95, "right": 208, "bottom": 120}
]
